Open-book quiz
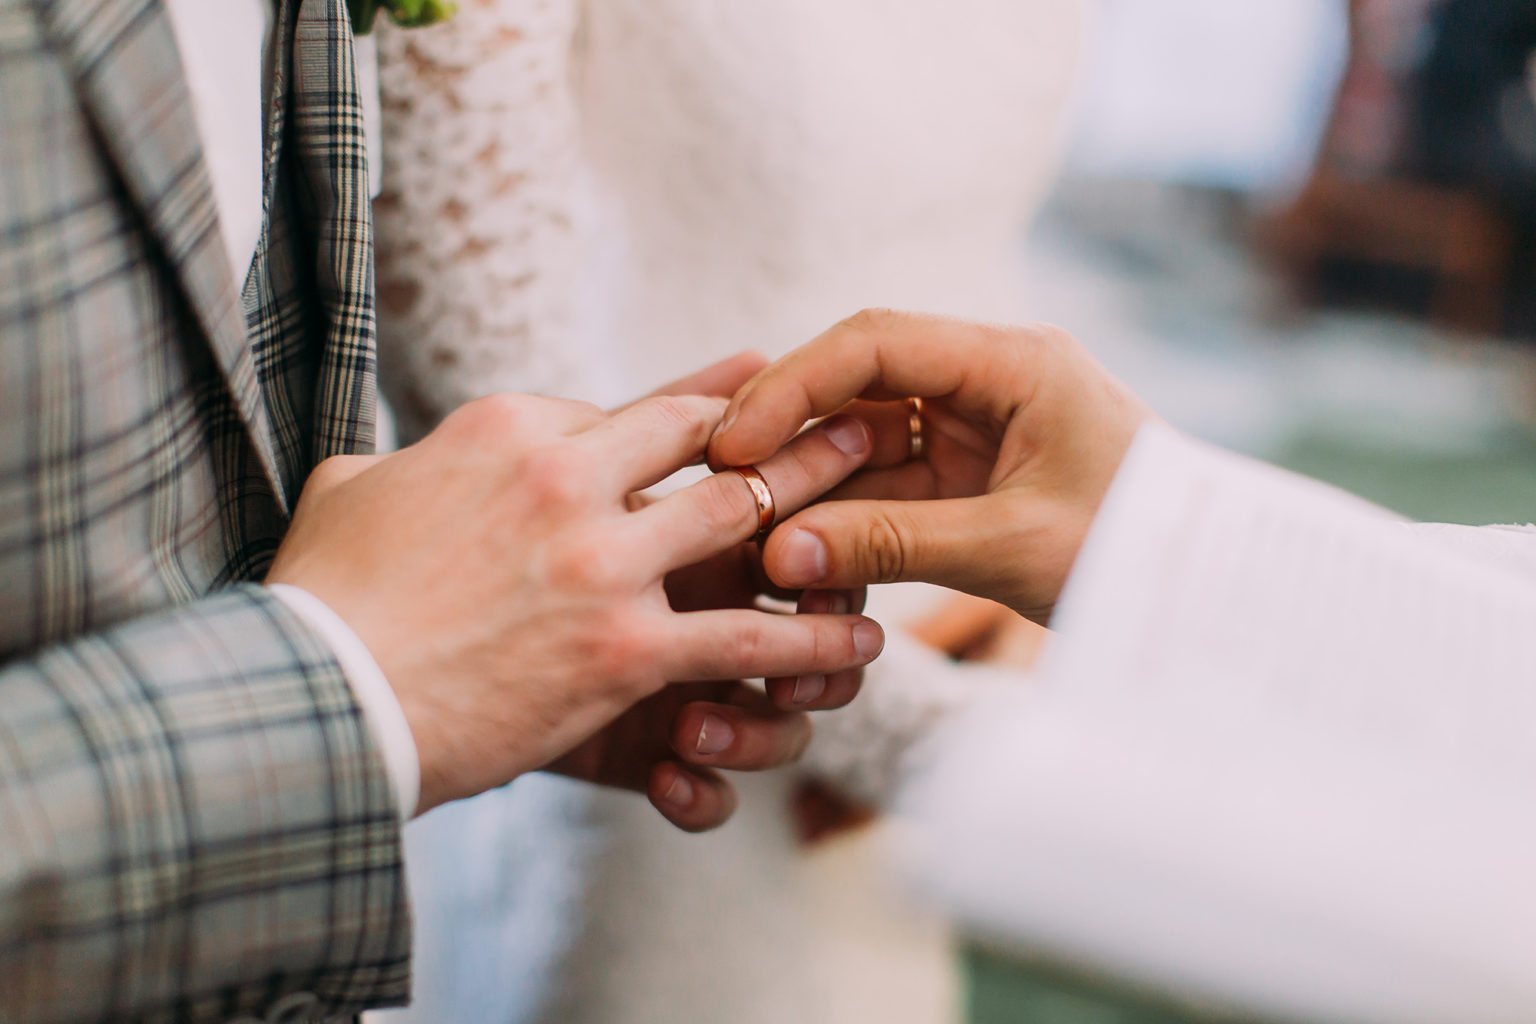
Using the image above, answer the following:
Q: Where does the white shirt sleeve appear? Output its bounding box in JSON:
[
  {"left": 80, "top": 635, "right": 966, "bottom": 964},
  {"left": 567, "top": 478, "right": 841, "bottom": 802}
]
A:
[{"left": 267, "top": 583, "right": 421, "bottom": 821}]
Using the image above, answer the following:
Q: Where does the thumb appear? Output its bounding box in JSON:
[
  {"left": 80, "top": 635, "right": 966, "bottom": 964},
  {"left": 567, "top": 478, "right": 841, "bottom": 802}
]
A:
[{"left": 762, "top": 496, "right": 1017, "bottom": 600}]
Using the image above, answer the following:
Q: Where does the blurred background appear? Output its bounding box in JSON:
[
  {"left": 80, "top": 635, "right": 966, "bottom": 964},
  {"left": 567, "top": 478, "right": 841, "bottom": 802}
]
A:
[{"left": 971, "top": 0, "right": 1536, "bottom": 1019}]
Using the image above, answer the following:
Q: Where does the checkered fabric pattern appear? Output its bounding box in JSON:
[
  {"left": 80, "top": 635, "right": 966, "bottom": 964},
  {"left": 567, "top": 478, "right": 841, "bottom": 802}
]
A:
[{"left": 0, "top": 0, "right": 409, "bottom": 1020}]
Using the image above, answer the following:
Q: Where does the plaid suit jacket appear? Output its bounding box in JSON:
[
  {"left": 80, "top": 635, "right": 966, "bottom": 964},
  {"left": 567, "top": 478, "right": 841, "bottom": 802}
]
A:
[{"left": 0, "top": 0, "right": 411, "bottom": 1020}]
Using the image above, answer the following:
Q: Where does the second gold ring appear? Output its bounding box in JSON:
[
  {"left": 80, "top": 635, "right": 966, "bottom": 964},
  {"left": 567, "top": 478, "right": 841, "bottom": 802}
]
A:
[{"left": 906, "top": 397, "right": 926, "bottom": 461}]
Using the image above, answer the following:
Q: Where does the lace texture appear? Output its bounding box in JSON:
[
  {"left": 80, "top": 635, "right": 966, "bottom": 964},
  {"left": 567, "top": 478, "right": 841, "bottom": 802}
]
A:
[{"left": 374, "top": 0, "right": 585, "bottom": 441}]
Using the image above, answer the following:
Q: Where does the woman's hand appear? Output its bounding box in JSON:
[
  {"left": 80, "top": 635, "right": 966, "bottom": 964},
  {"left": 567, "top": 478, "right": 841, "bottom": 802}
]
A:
[{"left": 708, "top": 310, "right": 1154, "bottom": 623}]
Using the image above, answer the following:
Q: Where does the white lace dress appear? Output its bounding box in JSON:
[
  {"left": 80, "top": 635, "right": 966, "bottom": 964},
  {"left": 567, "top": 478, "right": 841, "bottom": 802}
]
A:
[{"left": 370, "top": 3, "right": 1082, "bottom": 1022}]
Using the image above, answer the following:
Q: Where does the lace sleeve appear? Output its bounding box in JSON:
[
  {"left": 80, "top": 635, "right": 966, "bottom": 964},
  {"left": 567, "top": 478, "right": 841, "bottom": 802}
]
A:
[
  {"left": 799, "top": 630, "right": 1018, "bottom": 808},
  {"left": 373, "top": 0, "right": 584, "bottom": 441}
]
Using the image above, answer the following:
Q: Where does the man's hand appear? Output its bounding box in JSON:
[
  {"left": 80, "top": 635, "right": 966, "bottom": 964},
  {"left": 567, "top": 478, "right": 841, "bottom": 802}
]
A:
[
  {"left": 267, "top": 391, "right": 882, "bottom": 820},
  {"left": 642, "top": 352, "right": 872, "bottom": 715},
  {"left": 709, "top": 310, "right": 1154, "bottom": 623}
]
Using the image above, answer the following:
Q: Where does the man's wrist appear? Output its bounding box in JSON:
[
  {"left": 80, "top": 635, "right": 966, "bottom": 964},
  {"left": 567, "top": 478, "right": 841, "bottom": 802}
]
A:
[{"left": 267, "top": 583, "right": 422, "bottom": 819}]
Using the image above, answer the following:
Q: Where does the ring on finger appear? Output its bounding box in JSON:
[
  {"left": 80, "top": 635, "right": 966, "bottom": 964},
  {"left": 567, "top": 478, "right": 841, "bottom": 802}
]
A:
[
  {"left": 728, "top": 465, "right": 776, "bottom": 542},
  {"left": 906, "top": 397, "right": 926, "bottom": 461}
]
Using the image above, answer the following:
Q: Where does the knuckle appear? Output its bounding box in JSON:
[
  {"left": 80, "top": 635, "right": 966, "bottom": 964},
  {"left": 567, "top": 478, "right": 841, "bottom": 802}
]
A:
[
  {"left": 597, "top": 611, "right": 658, "bottom": 688},
  {"left": 567, "top": 608, "right": 651, "bottom": 697},
  {"left": 837, "top": 307, "right": 901, "bottom": 336},
  {"left": 644, "top": 394, "right": 721, "bottom": 436},
  {"left": 807, "top": 619, "right": 831, "bottom": 666},
  {"left": 517, "top": 445, "right": 590, "bottom": 510},
  {"left": 564, "top": 398, "right": 605, "bottom": 423},
  {"left": 305, "top": 454, "right": 361, "bottom": 493},
  {"left": 543, "top": 529, "right": 626, "bottom": 593},
  {"left": 857, "top": 510, "right": 909, "bottom": 584},
  {"left": 1019, "top": 322, "right": 1082, "bottom": 368},
  {"left": 775, "top": 441, "right": 817, "bottom": 489},
  {"left": 459, "top": 392, "right": 532, "bottom": 436},
  {"left": 726, "top": 622, "right": 768, "bottom": 670},
  {"left": 700, "top": 475, "right": 755, "bottom": 536},
  {"left": 645, "top": 394, "right": 695, "bottom": 426},
  {"left": 1028, "top": 321, "right": 1075, "bottom": 349}
]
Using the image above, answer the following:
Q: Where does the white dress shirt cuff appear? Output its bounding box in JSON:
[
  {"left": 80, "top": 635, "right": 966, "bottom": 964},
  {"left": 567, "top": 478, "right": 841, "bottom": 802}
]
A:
[{"left": 267, "top": 583, "right": 421, "bottom": 821}]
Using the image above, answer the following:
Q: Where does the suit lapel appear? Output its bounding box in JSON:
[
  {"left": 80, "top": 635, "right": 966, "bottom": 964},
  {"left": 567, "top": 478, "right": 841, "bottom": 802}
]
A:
[
  {"left": 35, "top": 0, "right": 292, "bottom": 508},
  {"left": 288, "top": 0, "right": 379, "bottom": 461}
]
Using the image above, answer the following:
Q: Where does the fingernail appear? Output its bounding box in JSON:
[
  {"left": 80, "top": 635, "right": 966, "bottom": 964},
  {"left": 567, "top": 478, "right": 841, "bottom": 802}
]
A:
[
  {"left": 792, "top": 674, "right": 827, "bottom": 705},
  {"left": 778, "top": 530, "right": 828, "bottom": 586},
  {"left": 827, "top": 592, "right": 850, "bottom": 616},
  {"left": 663, "top": 771, "right": 694, "bottom": 806},
  {"left": 853, "top": 621, "right": 885, "bottom": 661},
  {"left": 823, "top": 415, "right": 870, "bottom": 457},
  {"left": 695, "top": 713, "right": 735, "bottom": 755}
]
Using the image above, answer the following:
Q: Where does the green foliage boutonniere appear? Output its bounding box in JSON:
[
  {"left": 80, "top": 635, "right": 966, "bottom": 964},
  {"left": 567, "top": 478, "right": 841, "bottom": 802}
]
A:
[{"left": 348, "top": 0, "right": 457, "bottom": 35}]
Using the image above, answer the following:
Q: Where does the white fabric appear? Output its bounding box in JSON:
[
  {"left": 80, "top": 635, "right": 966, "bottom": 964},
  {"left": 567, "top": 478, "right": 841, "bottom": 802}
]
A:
[
  {"left": 902, "top": 422, "right": 1536, "bottom": 1022},
  {"left": 269, "top": 585, "right": 421, "bottom": 822},
  {"left": 162, "top": 0, "right": 270, "bottom": 290},
  {"left": 371, "top": 3, "right": 1084, "bottom": 1023},
  {"left": 164, "top": 6, "right": 417, "bottom": 823},
  {"left": 1404, "top": 521, "right": 1536, "bottom": 579}
]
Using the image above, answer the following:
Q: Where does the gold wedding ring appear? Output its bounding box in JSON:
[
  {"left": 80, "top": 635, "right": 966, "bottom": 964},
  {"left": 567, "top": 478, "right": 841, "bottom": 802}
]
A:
[
  {"left": 729, "top": 465, "right": 777, "bottom": 542},
  {"left": 906, "top": 397, "right": 926, "bottom": 461}
]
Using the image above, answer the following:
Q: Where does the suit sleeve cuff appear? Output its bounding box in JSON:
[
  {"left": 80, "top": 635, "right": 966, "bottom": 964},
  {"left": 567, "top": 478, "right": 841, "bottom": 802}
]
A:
[{"left": 268, "top": 583, "right": 421, "bottom": 820}]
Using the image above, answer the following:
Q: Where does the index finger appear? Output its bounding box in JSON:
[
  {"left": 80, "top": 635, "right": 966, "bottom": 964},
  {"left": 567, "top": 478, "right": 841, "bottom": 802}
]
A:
[
  {"left": 709, "top": 310, "right": 1032, "bottom": 466},
  {"left": 609, "top": 351, "right": 771, "bottom": 415},
  {"left": 576, "top": 394, "right": 728, "bottom": 494}
]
